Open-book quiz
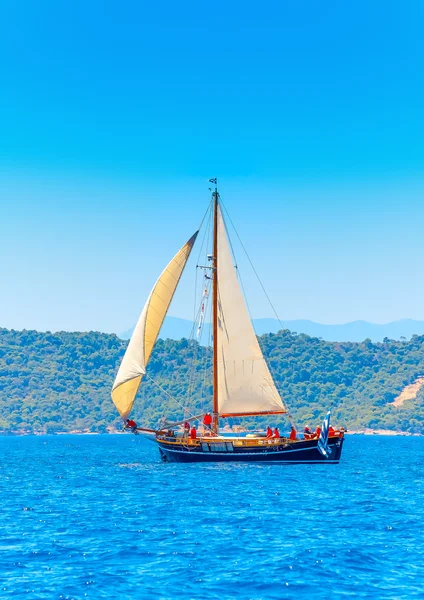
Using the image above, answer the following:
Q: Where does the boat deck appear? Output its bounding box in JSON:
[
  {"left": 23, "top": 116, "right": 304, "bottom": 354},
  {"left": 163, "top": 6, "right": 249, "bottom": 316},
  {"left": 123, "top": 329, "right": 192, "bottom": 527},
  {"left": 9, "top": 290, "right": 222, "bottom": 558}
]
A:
[{"left": 157, "top": 433, "right": 343, "bottom": 446}]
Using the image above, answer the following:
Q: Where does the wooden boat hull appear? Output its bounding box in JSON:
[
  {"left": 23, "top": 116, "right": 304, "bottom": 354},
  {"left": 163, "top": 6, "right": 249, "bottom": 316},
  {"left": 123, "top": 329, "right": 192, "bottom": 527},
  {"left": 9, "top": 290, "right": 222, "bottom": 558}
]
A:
[{"left": 156, "top": 435, "right": 344, "bottom": 464}]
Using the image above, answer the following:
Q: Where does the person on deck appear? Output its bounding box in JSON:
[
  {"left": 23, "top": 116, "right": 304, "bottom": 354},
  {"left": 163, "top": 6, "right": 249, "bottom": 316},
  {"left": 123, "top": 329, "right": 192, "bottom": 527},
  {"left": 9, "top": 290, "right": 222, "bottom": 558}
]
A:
[
  {"left": 328, "top": 426, "right": 335, "bottom": 437},
  {"left": 273, "top": 427, "right": 280, "bottom": 439},
  {"left": 289, "top": 426, "right": 297, "bottom": 441},
  {"left": 316, "top": 426, "right": 322, "bottom": 439},
  {"left": 184, "top": 421, "right": 190, "bottom": 437},
  {"left": 203, "top": 412, "right": 212, "bottom": 432},
  {"left": 190, "top": 426, "right": 197, "bottom": 440},
  {"left": 304, "top": 426, "right": 313, "bottom": 440},
  {"left": 266, "top": 425, "right": 273, "bottom": 438},
  {"left": 125, "top": 419, "right": 137, "bottom": 433}
]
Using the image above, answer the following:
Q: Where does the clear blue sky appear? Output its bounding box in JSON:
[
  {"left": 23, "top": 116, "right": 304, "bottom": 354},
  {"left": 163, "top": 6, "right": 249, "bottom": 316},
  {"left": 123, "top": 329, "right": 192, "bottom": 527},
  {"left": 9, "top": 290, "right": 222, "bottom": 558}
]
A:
[{"left": 1, "top": 0, "right": 423, "bottom": 333}]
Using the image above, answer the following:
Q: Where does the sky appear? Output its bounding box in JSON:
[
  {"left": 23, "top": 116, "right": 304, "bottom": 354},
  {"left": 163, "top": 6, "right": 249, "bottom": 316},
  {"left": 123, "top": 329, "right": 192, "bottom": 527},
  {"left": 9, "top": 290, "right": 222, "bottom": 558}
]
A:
[{"left": 0, "top": 0, "right": 423, "bottom": 333}]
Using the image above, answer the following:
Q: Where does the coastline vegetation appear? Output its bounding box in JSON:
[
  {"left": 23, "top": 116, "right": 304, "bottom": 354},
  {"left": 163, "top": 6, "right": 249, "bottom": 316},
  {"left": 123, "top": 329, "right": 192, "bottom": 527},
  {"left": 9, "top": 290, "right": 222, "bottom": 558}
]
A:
[{"left": 1, "top": 328, "right": 424, "bottom": 434}]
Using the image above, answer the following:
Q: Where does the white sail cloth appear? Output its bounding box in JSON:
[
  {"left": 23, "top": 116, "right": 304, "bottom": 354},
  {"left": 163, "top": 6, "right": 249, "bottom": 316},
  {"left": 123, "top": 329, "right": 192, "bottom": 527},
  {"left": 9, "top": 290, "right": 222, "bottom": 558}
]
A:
[
  {"left": 111, "top": 231, "right": 198, "bottom": 420},
  {"left": 216, "top": 206, "right": 286, "bottom": 416}
]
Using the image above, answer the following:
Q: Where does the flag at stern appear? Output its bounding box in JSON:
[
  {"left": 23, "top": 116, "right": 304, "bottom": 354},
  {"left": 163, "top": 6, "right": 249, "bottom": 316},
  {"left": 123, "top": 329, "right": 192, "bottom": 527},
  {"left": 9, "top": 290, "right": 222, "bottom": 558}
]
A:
[{"left": 317, "top": 411, "right": 332, "bottom": 458}]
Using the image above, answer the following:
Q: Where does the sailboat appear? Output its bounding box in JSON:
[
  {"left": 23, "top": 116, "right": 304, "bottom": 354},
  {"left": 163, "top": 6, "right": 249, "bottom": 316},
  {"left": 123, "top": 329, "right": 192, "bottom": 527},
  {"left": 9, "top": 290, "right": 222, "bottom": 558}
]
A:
[{"left": 111, "top": 182, "right": 345, "bottom": 464}]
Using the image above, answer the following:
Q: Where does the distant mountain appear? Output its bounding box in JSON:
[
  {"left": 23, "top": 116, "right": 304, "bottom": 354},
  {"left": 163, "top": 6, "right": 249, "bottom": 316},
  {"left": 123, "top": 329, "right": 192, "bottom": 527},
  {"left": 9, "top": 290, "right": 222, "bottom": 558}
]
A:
[
  {"left": 120, "top": 317, "right": 424, "bottom": 343},
  {"left": 120, "top": 316, "right": 195, "bottom": 341}
]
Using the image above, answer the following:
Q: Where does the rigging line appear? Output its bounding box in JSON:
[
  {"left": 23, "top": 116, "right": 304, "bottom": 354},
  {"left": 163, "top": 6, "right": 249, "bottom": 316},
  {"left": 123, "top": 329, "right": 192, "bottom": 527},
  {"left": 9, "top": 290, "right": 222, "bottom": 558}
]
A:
[
  {"left": 145, "top": 373, "right": 200, "bottom": 422},
  {"left": 195, "top": 278, "right": 212, "bottom": 414},
  {"left": 192, "top": 262, "right": 198, "bottom": 331},
  {"left": 169, "top": 198, "right": 213, "bottom": 413},
  {"left": 204, "top": 200, "right": 212, "bottom": 264},
  {"left": 190, "top": 281, "right": 211, "bottom": 406},
  {"left": 185, "top": 276, "right": 212, "bottom": 405},
  {"left": 190, "top": 196, "right": 213, "bottom": 339},
  {"left": 189, "top": 199, "right": 212, "bottom": 340},
  {"left": 219, "top": 197, "right": 286, "bottom": 332},
  {"left": 195, "top": 197, "right": 213, "bottom": 266},
  {"left": 186, "top": 201, "right": 212, "bottom": 407},
  {"left": 197, "top": 196, "right": 213, "bottom": 244},
  {"left": 200, "top": 292, "right": 213, "bottom": 414},
  {"left": 187, "top": 275, "right": 212, "bottom": 341},
  {"left": 186, "top": 339, "right": 198, "bottom": 406},
  {"left": 187, "top": 299, "right": 205, "bottom": 404},
  {"left": 186, "top": 326, "right": 201, "bottom": 406}
]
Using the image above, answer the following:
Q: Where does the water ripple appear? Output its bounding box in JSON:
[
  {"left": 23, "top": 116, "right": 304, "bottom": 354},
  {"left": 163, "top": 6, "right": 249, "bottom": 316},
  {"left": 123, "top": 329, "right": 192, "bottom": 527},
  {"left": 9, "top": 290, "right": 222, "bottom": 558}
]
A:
[{"left": 1, "top": 435, "right": 423, "bottom": 598}]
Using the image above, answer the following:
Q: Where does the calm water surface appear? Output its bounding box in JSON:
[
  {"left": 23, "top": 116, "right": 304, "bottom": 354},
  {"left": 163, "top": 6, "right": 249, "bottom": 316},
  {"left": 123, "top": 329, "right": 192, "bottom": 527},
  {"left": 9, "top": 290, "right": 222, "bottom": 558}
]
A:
[{"left": 1, "top": 435, "right": 423, "bottom": 599}]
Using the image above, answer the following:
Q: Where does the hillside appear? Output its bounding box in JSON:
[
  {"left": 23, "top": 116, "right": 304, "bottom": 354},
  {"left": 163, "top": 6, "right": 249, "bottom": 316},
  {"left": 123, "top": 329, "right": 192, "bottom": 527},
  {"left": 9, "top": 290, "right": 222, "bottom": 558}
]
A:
[
  {"left": 392, "top": 377, "right": 424, "bottom": 408},
  {"left": 1, "top": 328, "right": 424, "bottom": 434}
]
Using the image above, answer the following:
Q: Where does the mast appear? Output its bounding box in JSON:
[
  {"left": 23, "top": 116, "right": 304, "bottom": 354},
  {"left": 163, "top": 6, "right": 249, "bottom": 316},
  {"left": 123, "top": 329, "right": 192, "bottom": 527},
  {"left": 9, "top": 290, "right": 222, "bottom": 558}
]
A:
[{"left": 212, "top": 180, "right": 219, "bottom": 434}]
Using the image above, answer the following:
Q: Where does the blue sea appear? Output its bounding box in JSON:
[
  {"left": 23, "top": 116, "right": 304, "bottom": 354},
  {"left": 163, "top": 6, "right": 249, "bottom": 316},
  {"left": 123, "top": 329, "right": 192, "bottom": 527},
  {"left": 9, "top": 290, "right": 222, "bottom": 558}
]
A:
[{"left": 1, "top": 435, "right": 423, "bottom": 599}]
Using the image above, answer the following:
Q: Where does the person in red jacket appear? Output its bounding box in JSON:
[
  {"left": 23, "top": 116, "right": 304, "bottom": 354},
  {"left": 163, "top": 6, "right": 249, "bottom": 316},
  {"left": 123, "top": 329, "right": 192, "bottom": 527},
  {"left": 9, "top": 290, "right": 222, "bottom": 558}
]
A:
[
  {"left": 266, "top": 426, "right": 273, "bottom": 438},
  {"left": 190, "top": 426, "right": 197, "bottom": 440},
  {"left": 125, "top": 419, "right": 137, "bottom": 433},
  {"left": 289, "top": 426, "right": 297, "bottom": 441},
  {"left": 273, "top": 427, "right": 280, "bottom": 439},
  {"left": 203, "top": 412, "right": 213, "bottom": 432}
]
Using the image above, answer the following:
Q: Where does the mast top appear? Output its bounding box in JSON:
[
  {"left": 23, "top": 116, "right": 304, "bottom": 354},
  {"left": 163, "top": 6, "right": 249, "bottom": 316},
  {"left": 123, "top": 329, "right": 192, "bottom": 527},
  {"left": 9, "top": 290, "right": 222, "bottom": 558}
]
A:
[{"left": 208, "top": 177, "right": 218, "bottom": 196}]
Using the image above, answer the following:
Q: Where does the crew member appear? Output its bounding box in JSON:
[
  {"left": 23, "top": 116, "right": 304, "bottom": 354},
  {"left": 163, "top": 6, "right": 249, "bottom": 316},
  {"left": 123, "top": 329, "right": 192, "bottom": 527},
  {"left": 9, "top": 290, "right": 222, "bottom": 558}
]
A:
[
  {"left": 203, "top": 412, "right": 213, "bottom": 431},
  {"left": 328, "top": 426, "right": 335, "bottom": 437},
  {"left": 289, "top": 426, "right": 297, "bottom": 441},
  {"left": 273, "top": 427, "right": 280, "bottom": 439},
  {"left": 125, "top": 419, "right": 137, "bottom": 433},
  {"left": 184, "top": 421, "right": 190, "bottom": 437},
  {"left": 266, "top": 425, "right": 273, "bottom": 438},
  {"left": 190, "top": 426, "right": 197, "bottom": 440},
  {"left": 304, "top": 425, "right": 313, "bottom": 440}
]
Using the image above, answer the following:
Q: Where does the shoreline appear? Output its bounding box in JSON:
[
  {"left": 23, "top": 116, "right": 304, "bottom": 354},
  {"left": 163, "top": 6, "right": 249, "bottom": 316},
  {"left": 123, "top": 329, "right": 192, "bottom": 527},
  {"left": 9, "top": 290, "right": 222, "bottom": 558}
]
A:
[{"left": 346, "top": 428, "right": 422, "bottom": 436}]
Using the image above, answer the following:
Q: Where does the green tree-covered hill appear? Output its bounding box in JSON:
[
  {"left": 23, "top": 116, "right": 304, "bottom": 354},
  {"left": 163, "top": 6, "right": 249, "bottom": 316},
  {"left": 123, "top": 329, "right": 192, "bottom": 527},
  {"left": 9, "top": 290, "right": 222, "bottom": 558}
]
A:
[{"left": 0, "top": 327, "right": 424, "bottom": 434}]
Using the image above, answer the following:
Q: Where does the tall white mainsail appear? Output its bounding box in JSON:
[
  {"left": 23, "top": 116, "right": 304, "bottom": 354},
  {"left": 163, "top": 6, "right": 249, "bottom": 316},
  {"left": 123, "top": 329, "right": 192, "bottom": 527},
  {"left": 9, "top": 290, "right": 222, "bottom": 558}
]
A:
[
  {"left": 111, "top": 231, "right": 198, "bottom": 420},
  {"left": 216, "top": 206, "right": 286, "bottom": 416}
]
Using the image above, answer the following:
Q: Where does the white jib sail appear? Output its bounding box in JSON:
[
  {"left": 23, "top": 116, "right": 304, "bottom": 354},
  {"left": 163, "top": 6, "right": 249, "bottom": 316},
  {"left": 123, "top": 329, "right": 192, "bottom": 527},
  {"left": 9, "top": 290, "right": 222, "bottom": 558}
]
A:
[
  {"left": 216, "top": 206, "right": 286, "bottom": 416},
  {"left": 111, "top": 231, "right": 198, "bottom": 420}
]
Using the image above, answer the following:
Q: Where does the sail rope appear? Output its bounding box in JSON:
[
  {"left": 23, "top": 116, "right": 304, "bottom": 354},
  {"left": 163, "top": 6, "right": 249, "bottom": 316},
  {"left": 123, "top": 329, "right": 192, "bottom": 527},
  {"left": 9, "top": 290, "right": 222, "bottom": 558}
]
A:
[
  {"left": 186, "top": 275, "right": 212, "bottom": 405},
  {"left": 188, "top": 199, "right": 213, "bottom": 342},
  {"left": 145, "top": 373, "right": 201, "bottom": 423},
  {"left": 196, "top": 205, "right": 214, "bottom": 416},
  {"left": 192, "top": 198, "right": 213, "bottom": 336},
  {"left": 185, "top": 201, "right": 213, "bottom": 407},
  {"left": 197, "top": 196, "right": 214, "bottom": 245},
  {"left": 194, "top": 198, "right": 213, "bottom": 273},
  {"left": 200, "top": 291, "right": 213, "bottom": 415},
  {"left": 168, "top": 198, "right": 213, "bottom": 422}
]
